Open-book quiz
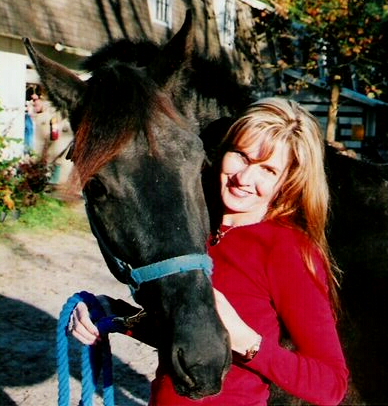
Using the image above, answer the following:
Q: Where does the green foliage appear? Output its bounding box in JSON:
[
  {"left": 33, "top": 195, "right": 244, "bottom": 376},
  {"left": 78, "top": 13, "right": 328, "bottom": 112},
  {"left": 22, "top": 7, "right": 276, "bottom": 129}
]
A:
[
  {"left": 0, "top": 95, "right": 52, "bottom": 216},
  {"left": 287, "top": 0, "right": 387, "bottom": 57},
  {"left": 264, "top": 0, "right": 388, "bottom": 100},
  {"left": 0, "top": 140, "right": 52, "bottom": 215},
  {"left": 0, "top": 194, "right": 90, "bottom": 235},
  {"left": 15, "top": 195, "right": 66, "bottom": 228},
  {"left": 0, "top": 97, "right": 85, "bottom": 235}
]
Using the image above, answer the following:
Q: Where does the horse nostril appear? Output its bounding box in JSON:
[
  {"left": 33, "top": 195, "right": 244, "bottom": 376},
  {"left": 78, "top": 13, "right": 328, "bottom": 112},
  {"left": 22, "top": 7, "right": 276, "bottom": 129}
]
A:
[
  {"left": 174, "top": 347, "right": 197, "bottom": 389},
  {"left": 222, "top": 335, "right": 232, "bottom": 379},
  {"left": 170, "top": 342, "right": 227, "bottom": 399}
]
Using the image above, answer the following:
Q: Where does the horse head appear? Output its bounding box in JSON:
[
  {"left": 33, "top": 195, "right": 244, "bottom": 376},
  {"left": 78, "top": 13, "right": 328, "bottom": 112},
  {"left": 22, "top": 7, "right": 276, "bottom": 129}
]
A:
[{"left": 24, "top": 11, "right": 231, "bottom": 399}]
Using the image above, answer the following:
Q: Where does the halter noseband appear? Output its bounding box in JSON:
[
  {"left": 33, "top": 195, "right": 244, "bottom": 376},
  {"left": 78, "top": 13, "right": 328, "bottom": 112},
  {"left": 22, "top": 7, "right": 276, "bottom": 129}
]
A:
[
  {"left": 85, "top": 197, "right": 213, "bottom": 293},
  {"left": 129, "top": 253, "right": 213, "bottom": 292}
]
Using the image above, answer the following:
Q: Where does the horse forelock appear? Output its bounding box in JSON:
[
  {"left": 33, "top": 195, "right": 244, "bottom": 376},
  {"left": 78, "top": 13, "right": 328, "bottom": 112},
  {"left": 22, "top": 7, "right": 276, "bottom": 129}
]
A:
[
  {"left": 72, "top": 61, "right": 188, "bottom": 187},
  {"left": 81, "top": 38, "right": 159, "bottom": 71}
]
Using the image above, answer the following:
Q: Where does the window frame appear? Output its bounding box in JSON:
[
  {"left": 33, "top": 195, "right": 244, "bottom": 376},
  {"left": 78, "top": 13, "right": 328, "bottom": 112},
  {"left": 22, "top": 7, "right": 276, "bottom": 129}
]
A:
[
  {"left": 213, "top": 0, "right": 236, "bottom": 49},
  {"left": 148, "top": 0, "right": 173, "bottom": 28}
]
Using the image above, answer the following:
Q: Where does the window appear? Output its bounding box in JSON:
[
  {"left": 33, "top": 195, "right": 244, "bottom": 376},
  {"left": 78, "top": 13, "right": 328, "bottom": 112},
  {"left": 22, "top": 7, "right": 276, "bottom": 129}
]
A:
[
  {"left": 213, "top": 0, "right": 236, "bottom": 49},
  {"left": 148, "top": 0, "right": 172, "bottom": 28}
]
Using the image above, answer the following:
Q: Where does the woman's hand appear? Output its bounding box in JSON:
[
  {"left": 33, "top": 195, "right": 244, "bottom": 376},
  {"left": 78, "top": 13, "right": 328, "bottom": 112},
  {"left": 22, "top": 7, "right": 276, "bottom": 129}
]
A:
[
  {"left": 69, "top": 302, "right": 100, "bottom": 345},
  {"left": 213, "top": 288, "right": 261, "bottom": 356}
]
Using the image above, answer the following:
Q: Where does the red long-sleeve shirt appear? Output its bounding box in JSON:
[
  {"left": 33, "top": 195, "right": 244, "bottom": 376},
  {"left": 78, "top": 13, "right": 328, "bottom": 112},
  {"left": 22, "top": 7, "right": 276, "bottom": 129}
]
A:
[{"left": 150, "top": 220, "right": 348, "bottom": 406}]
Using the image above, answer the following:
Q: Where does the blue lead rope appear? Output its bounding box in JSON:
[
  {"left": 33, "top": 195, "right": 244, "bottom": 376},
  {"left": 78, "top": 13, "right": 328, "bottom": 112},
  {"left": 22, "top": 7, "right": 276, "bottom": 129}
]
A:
[
  {"left": 57, "top": 292, "right": 115, "bottom": 406},
  {"left": 57, "top": 253, "right": 213, "bottom": 405}
]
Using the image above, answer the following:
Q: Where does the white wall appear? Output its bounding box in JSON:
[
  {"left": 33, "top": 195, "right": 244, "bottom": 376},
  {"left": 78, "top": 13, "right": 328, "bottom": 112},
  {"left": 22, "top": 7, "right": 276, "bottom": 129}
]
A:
[{"left": 0, "top": 51, "right": 27, "bottom": 156}]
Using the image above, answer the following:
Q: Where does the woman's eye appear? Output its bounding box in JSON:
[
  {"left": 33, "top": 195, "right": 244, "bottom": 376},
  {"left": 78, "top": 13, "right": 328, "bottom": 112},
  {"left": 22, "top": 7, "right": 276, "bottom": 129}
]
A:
[
  {"left": 262, "top": 166, "right": 276, "bottom": 175},
  {"left": 232, "top": 150, "right": 250, "bottom": 164},
  {"left": 85, "top": 177, "right": 107, "bottom": 199}
]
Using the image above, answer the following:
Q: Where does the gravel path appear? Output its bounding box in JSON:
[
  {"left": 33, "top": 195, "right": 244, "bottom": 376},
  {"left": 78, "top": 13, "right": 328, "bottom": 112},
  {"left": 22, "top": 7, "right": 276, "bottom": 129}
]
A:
[{"left": 0, "top": 204, "right": 158, "bottom": 406}]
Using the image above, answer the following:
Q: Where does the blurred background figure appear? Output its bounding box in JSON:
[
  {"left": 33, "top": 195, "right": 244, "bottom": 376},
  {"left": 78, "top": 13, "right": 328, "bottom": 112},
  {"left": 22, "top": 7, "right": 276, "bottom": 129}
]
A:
[{"left": 25, "top": 84, "right": 74, "bottom": 187}]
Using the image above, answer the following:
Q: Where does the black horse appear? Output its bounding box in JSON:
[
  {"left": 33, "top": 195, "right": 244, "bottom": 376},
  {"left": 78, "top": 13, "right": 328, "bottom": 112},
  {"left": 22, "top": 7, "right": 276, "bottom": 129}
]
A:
[
  {"left": 24, "top": 10, "right": 388, "bottom": 405},
  {"left": 23, "top": 11, "right": 254, "bottom": 400},
  {"left": 325, "top": 148, "right": 388, "bottom": 405}
]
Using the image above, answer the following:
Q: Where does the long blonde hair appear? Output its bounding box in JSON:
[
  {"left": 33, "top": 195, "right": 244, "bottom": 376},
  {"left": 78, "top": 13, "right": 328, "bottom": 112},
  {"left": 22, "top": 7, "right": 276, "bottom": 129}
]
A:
[{"left": 220, "top": 97, "right": 341, "bottom": 313}]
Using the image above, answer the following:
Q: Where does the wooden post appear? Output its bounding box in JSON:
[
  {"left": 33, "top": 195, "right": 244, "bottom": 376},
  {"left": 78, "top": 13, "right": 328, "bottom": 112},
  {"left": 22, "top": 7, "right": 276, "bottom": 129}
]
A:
[{"left": 326, "top": 75, "right": 342, "bottom": 143}]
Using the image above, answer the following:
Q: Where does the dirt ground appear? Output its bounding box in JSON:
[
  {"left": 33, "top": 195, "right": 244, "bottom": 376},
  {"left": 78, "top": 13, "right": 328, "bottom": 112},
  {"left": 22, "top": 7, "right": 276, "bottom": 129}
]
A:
[{"left": 0, "top": 201, "right": 158, "bottom": 406}]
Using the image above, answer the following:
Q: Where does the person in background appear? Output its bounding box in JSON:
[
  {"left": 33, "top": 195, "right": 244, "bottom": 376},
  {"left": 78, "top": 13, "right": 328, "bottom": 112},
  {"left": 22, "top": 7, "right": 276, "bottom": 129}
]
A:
[
  {"left": 31, "top": 89, "right": 44, "bottom": 114},
  {"left": 26, "top": 85, "right": 54, "bottom": 156},
  {"left": 69, "top": 97, "right": 349, "bottom": 406},
  {"left": 24, "top": 84, "right": 74, "bottom": 186},
  {"left": 24, "top": 87, "right": 36, "bottom": 152}
]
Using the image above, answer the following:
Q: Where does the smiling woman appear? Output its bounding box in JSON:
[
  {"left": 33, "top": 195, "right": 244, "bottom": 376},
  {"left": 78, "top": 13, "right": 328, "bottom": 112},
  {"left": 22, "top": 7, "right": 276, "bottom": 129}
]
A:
[{"left": 219, "top": 139, "right": 290, "bottom": 226}]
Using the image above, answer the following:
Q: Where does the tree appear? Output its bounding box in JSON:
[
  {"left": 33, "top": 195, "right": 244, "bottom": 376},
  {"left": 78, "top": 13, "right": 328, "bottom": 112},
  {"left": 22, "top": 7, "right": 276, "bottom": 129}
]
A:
[{"left": 260, "top": 0, "right": 388, "bottom": 140}]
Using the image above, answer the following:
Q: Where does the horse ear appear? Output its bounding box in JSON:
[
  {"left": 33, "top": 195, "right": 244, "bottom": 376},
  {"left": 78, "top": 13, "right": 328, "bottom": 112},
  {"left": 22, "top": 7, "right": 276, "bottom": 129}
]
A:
[
  {"left": 23, "top": 38, "right": 86, "bottom": 114},
  {"left": 149, "top": 9, "right": 194, "bottom": 85}
]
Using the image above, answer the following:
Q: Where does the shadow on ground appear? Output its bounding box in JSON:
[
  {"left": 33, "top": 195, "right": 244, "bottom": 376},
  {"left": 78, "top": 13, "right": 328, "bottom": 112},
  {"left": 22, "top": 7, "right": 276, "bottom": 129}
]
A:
[{"left": 0, "top": 295, "right": 151, "bottom": 406}]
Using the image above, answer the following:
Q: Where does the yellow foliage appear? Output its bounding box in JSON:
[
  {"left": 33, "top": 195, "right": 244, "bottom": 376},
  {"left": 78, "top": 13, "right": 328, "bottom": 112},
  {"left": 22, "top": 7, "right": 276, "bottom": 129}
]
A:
[{"left": 0, "top": 187, "right": 15, "bottom": 210}]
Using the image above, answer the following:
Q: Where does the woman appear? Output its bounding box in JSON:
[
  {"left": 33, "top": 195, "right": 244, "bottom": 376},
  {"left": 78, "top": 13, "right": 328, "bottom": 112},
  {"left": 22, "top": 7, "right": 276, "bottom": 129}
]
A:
[{"left": 71, "top": 97, "right": 348, "bottom": 405}]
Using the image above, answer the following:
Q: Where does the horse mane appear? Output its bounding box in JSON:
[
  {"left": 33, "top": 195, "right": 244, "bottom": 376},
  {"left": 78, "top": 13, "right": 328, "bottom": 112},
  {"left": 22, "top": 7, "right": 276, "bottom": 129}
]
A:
[
  {"left": 82, "top": 38, "right": 159, "bottom": 71},
  {"left": 71, "top": 38, "right": 254, "bottom": 187},
  {"left": 72, "top": 40, "right": 183, "bottom": 187},
  {"left": 189, "top": 52, "right": 254, "bottom": 114}
]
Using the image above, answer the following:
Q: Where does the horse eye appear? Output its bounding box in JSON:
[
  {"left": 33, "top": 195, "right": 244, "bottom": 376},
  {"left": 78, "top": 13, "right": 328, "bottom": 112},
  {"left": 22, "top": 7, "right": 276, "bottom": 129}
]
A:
[{"left": 85, "top": 177, "right": 107, "bottom": 199}]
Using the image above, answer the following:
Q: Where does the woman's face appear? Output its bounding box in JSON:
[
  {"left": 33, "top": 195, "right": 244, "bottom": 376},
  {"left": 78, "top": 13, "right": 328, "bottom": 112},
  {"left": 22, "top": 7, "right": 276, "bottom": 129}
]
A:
[{"left": 220, "top": 138, "right": 290, "bottom": 225}]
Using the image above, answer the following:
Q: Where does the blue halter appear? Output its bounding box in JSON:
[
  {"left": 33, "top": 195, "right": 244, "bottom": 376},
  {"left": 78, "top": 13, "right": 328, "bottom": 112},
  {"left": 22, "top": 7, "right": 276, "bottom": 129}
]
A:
[
  {"left": 85, "top": 198, "right": 213, "bottom": 290},
  {"left": 129, "top": 253, "right": 213, "bottom": 292}
]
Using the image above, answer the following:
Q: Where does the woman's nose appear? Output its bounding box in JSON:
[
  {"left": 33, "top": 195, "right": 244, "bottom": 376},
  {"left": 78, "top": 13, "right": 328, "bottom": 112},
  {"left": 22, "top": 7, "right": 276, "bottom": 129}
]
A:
[{"left": 235, "top": 164, "right": 260, "bottom": 186}]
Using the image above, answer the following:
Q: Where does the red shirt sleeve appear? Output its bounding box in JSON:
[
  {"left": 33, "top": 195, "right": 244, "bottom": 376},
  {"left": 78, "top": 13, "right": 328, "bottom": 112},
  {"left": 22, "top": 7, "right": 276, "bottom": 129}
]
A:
[{"left": 248, "top": 230, "right": 348, "bottom": 405}]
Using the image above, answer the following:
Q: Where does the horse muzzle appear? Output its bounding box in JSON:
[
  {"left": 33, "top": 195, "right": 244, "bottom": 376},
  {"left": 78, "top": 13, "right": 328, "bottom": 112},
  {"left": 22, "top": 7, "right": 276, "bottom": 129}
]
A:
[{"left": 170, "top": 336, "right": 232, "bottom": 399}]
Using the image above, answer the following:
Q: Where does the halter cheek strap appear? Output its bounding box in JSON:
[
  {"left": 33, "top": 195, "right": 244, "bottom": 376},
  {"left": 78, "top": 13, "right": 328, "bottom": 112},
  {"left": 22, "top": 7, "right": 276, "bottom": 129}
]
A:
[
  {"left": 129, "top": 253, "right": 213, "bottom": 293},
  {"left": 85, "top": 198, "right": 213, "bottom": 292}
]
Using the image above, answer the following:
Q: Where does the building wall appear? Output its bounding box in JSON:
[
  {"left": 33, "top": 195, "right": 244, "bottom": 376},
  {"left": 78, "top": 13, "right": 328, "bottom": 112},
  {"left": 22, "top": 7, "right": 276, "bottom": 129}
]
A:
[
  {"left": 0, "top": 51, "right": 27, "bottom": 146},
  {"left": 1, "top": 0, "right": 153, "bottom": 51},
  {"left": 0, "top": 0, "right": 264, "bottom": 164}
]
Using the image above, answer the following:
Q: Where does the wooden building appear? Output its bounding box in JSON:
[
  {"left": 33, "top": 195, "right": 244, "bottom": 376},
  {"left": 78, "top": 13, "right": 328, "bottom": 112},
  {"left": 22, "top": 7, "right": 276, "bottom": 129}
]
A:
[
  {"left": 0, "top": 0, "right": 273, "bottom": 183},
  {"left": 0, "top": 0, "right": 386, "bottom": 165},
  {"left": 285, "top": 69, "right": 388, "bottom": 158},
  {"left": 0, "top": 0, "right": 270, "bottom": 140}
]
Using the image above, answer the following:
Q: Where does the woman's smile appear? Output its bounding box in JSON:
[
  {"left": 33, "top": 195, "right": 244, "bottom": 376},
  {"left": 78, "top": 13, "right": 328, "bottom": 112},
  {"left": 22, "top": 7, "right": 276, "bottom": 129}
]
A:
[
  {"left": 227, "top": 177, "right": 254, "bottom": 197},
  {"left": 220, "top": 140, "right": 290, "bottom": 226}
]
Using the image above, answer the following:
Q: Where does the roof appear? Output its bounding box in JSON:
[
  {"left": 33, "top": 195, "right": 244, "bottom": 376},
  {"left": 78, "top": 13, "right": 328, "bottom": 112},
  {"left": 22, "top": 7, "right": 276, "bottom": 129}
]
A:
[
  {"left": 238, "top": 0, "right": 274, "bottom": 11},
  {"left": 0, "top": 0, "right": 156, "bottom": 53},
  {"left": 285, "top": 68, "right": 388, "bottom": 108}
]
